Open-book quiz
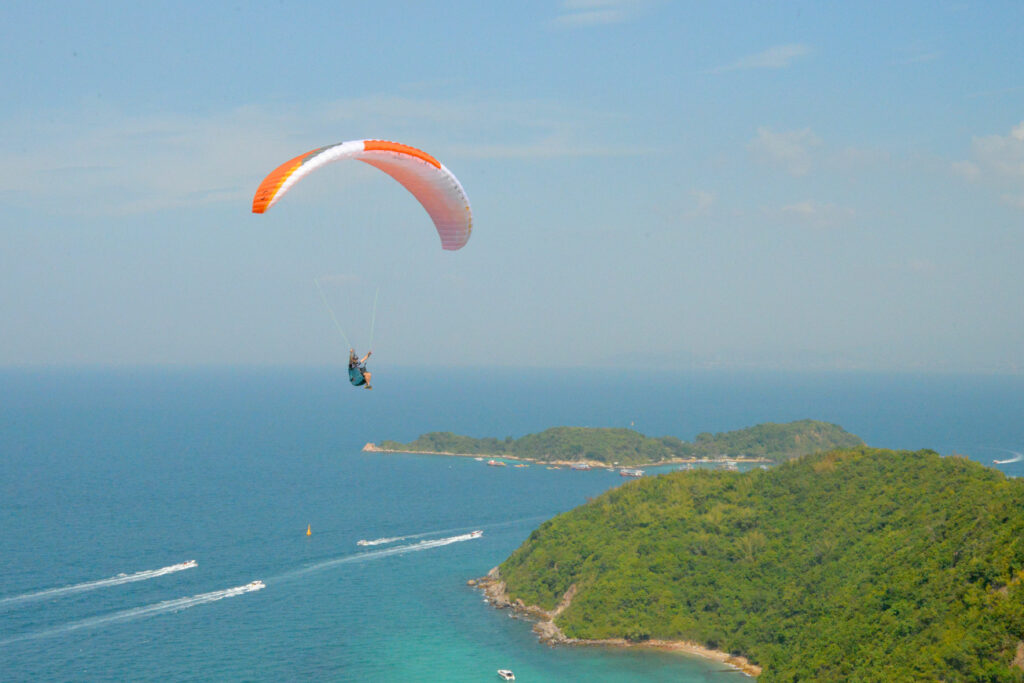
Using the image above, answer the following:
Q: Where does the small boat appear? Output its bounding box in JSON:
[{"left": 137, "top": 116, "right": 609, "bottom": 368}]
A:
[
  {"left": 570, "top": 463, "right": 591, "bottom": 470},
  {"left": 475, "top": 457, "right": 484, "bottom": 461},
  {"left": 357, "top": 539, "right": 369, "bottom": 546},
  {"left": 245, "top": 580, "right": 266, "bottom": 591},
  {"left": 497, "top": 670, "right": 515, "bottom": 681},
  {"left": 487, "top": 460, "right": 506, "bottom": 467},
  {"left": 619, "top": 468, "right": 644, "bottom": 477},
  {"left": 469, "top": 530, "right": 484, "bottom": 538},
  {"left": 514, "top": 463, "right": 529, "bottom": 468}
]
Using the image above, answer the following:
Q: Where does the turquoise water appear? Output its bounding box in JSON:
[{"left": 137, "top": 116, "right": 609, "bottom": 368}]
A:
[{"left": 1, "top": 368, "right": 1022, "bottom": 681}]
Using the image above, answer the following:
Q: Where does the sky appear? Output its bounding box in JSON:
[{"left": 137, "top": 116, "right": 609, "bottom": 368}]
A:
[{"left": 1, "top": 0, "right": 1022, "bottom": 371}]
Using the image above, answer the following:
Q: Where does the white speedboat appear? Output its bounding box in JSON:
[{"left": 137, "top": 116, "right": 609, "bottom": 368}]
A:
[
  {"left": 245, "top": 580, "right": 266, "bottom": 591},
  {"left": 497, "top": 670, "right": 515, "bottom": 681},
  {"left": 470, "top": 530, "right": 484, "bottom": 538}
]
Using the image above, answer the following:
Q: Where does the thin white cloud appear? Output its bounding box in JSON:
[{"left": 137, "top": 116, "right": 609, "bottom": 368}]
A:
[
  {"left": 710, "top": 44, "right": 811, "bottom": 73},
  {"left": 748, "top": 126, "right": 821, "bottom": 176},
  {"left": 971, "top": 122, "right": 1024, "bottom": 177},
  {"left": 0, "top": 95, "right": 645, "bottom": 215},
  {"left": 951, "top": 160, "right": 981, "bottom": 180},
  {"left": 1001, "top": 194, "right": 1024, "bottom": 211},
  {"left": 952, "top": 121, "right": 1024, "bottom": 208},
  {"left": 448, "top": 138, "right": 650, "bottom": 159},
  {"left": 688, "top": 189, "right": 716, "bottom": 217},
  {"left": 774, "top": 200, "right": 855, "bottom": 228},
  {"left": 551, "top": 0, "right": 646, "bottom": 27}
]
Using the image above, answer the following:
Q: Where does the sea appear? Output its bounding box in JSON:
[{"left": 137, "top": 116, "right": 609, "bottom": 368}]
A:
[{"left": 1, "top": 367, "right": 1022, "bottom": 682}]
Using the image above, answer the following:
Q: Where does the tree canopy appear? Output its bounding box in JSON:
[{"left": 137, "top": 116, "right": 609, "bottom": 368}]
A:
[{"left": 498, "top": 448, "right": 1024, "bottom": 681}]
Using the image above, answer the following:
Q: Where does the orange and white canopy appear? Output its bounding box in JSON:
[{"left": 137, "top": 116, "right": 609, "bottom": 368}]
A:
[{"left": 252, "top": 139, "right": 472, "bottom": 251}]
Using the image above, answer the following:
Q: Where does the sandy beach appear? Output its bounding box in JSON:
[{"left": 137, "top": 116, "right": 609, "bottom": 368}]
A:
[{"left": 470, "top": 567, "right": 762, "bottom": 678}]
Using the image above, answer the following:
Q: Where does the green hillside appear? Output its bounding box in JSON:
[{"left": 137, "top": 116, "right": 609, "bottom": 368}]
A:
[
  {"left": 379, "top": 420, "right": 863, "bottom": 465},
  {"left": 498, "top": 448, "right": 1024, "bottom": 681}
]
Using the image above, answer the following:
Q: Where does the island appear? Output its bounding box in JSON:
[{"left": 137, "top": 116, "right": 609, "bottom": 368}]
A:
[
  {"left": 476, "top": 447, "right": 1024, "bottom": 680},
  {"left": 366, "top": 420, "right": 863, "bottom": 467}
]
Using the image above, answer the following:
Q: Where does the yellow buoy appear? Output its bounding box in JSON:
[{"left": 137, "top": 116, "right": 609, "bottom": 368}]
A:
[{"left": 306, "top": 524, "right": 312, "bottom": 536}]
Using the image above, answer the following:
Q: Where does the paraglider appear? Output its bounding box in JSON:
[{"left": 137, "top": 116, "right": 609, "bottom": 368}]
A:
[
  {"left": 251, "top": 139, "right": 473, "bottom": 390},
  {"left": 348, "top": 349, "right": 372, "bottom": 390},
  {"left": 251, "top": 139, "right": 473, "bottom": 250}
]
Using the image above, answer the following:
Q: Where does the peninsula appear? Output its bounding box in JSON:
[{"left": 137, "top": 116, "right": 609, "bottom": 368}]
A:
[
  {"left": 366, "top": 420, "right": 863, "bottom": 467},
  {"left": 481, "top": 447, "right": 1024, "bottom": 680}
]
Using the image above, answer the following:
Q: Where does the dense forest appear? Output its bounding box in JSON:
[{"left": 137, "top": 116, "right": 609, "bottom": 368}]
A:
[
  {"left": 378, "top": 420, "right": 863, "bottom": 465},
  {"left": 498, "top": 448, "right": 1024, "bottom": 681}
]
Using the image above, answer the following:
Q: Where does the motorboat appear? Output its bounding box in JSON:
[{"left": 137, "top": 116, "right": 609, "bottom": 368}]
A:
[
  {"left": 497, "top": 670, "right": 515, "bottom": 681},
  {"left": 470, "top": 530, "right": 484, "bottom": 538},
  {"left": 245, "top": 580, "right": 266, "bottom": 591}
]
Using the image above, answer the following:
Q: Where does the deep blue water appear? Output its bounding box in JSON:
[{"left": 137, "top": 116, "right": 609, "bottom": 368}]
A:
[{"left": 1, "top": 368, "right": 1021, "bottom": 681}]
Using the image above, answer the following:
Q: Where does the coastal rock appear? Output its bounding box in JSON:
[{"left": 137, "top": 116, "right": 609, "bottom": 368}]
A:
[
  {"left": 472, "top": 570, "right": 761, "bottom": 677},
  {"left": 476, "top": 567, "right": 512, "bottom": 608}
]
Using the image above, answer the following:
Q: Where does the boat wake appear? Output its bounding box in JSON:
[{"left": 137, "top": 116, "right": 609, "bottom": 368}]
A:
[
  {"left": 280, "top": 531, "right": 483, "bottom": 581},
  {"left": 0, "top": 580, "right": 264, "bottom": 646},
  {"left": 356, "top": 535, "right": 409, "bottom": 547},
  {"left": 993, "top": 450, "right": 1023, "bottom": 465},
  {"left": 0, "top": 560, "right": 198, "bottom": 609}
]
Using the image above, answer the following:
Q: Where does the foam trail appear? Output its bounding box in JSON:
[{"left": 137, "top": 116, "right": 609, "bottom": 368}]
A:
[
  {"left": 0, "top": 580, "right": 264, "bottom": 646},
  {"left": 0, "top": 560, "right": 198, "bottom": 609},
  {"left": 280, "top": 531, "right": 482, "bottom": 582},
  {"left": 361, "top": 514, "right": 549, "bottom": 547},
  {"left": 356, "top": 535, "right": 409, "bottom": 547},
  {"left": 993, "top": 450, "right": 1023, "bottom": 465}
]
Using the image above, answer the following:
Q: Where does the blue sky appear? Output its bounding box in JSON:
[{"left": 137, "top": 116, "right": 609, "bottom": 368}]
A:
[{"left": 1, "top": 1, "right": 1022, "bottom": 370}]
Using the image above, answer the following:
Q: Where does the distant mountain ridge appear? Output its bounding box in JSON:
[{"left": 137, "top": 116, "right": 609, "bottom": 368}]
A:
[
  {"left": 495, "top": 447, "right": 1024, "bottom": 680},
  {"left": 378, "top": 420, "right": 863, "bottom": 466}
]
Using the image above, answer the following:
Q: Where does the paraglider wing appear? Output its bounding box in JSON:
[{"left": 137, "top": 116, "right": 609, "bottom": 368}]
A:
[{"left": 251, "top": 139, "right": 472, "bottom": 250}]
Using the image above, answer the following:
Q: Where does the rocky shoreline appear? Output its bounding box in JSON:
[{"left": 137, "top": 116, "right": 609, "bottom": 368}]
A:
[{"left": 469, "top": 567, "right": 762, "bottom": 678}]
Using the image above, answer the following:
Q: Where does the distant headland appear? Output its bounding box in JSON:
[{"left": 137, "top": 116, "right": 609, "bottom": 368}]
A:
[{"left": 364, "top": 420, "right": 864, "bottom": 467}]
